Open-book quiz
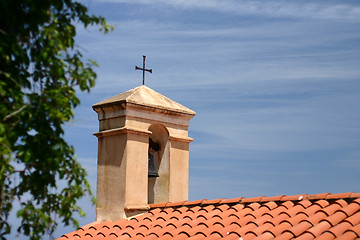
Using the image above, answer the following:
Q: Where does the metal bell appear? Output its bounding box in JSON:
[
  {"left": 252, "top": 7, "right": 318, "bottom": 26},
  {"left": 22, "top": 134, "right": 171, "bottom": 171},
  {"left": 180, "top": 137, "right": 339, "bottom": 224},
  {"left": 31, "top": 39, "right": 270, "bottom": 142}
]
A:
[
  {"left": 148, "top": 152, "right": 159, "bottom": 178},
  {"left": 148, "top": 138, "right": 160, "bottom": 178}
]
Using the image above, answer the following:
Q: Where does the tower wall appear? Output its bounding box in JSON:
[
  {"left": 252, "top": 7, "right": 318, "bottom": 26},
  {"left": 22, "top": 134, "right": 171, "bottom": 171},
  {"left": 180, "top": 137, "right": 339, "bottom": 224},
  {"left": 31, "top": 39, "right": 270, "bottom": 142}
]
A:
[{"left": 93, "top": 86, "right": 195, "bottom": 221}]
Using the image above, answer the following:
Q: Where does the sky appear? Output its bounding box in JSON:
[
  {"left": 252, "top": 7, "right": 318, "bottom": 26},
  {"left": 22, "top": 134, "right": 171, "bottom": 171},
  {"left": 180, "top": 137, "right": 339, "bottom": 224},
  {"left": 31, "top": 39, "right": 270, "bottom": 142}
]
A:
[{"left": 48, "top": 0, "right": 360, "bottom": 238}]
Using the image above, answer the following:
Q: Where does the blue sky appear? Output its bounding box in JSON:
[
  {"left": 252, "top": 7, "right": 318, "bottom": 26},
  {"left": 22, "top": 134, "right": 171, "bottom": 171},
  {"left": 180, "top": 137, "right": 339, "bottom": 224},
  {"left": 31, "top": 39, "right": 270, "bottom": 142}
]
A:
[{"left": 50, "top": 0, "right": 360, "bottom": 237}]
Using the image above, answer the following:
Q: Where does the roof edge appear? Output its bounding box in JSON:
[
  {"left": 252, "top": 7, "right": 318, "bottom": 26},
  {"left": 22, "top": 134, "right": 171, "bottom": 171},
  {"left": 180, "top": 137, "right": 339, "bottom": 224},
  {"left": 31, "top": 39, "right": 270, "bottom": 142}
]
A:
[
  {"left": 149, "top": 192, "right": 360, "bottom": 209},
  {"left": 92, "top": 85, "right": 196, "bottom": 116}
]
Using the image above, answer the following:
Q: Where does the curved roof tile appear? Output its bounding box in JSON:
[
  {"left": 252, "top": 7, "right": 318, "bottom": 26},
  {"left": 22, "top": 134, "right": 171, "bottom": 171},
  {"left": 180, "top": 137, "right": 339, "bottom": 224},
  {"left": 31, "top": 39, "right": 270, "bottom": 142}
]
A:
[{"left": 58, "top": 192, "right": 360, "bottom": 240}]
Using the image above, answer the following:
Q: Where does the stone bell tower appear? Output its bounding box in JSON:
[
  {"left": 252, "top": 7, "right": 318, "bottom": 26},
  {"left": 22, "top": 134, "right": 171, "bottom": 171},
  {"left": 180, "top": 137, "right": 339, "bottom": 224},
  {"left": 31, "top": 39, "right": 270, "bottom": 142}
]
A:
[{"left": 93, "top": 85, "right": 196, "bottom": 221}]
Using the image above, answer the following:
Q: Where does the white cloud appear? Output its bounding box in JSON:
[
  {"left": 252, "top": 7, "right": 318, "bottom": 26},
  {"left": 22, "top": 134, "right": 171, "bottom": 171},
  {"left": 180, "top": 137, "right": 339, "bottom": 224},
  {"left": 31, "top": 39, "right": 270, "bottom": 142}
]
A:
[
  {"left": 190, "top": 87, "right": 360, "bottom": 153},
  {"left": 89, "top": 0, "right": 360, "bottom": 20},
  {"left": 76, "top": 15, "right": 360, "bottom": 93}
]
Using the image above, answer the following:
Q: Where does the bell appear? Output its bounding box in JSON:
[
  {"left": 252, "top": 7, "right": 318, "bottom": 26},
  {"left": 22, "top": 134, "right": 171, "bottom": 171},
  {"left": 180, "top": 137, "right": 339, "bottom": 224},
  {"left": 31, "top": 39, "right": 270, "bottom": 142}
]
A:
[
  {"left": 148, "top": 152, "right": 159, "bottom": 178},
  {"left": 149, "top": 138, "right": 160, "bottom": 151}
]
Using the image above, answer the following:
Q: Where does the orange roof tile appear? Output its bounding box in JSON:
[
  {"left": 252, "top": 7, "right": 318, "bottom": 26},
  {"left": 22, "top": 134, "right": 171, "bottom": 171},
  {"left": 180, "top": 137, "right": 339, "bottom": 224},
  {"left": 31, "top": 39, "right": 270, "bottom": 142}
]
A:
[{"left": 58, "top": 193, "right": 360, "bottom": 240}]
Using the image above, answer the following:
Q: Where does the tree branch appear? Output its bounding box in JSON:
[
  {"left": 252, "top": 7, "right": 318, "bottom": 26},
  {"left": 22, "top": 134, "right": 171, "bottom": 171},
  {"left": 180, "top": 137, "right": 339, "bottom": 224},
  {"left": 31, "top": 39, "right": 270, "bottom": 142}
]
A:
[{"left": 3, "top": 104, "right": 29, "bottom": 121}]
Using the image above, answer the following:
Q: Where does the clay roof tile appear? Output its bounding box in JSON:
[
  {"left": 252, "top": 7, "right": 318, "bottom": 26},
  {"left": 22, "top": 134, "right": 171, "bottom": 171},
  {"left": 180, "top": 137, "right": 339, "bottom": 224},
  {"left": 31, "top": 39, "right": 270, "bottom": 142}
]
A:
[
  {"left": 283, "top": 204, "right": 306, "bottom": 218},
  {"left": 307, "top": 193, "right": 331, "bottom": 200},
  {"left": 326, "top": 192, "right": 355, "bottom": 200},
  {"left": 241, "top": 196, "right": 265, "bottom": 203},
  {"left": 347, "top": 223, "right": 360, "bottom": 237},
  {"left": 281, "top": 213, "right": 308, "bottom": 227},
  {"left": 344, "top": 211, "right": 360, "bottom": 226},
  {"left": 280, "top": 201, "right": 295, "bottom": 210},
  {"left": 58, "top": 192, "right": 360, "bottom": 240},
  {"left": 150, "top": 202, "right": 170, "bottom": 208},
  {"left": 323, "top": 211, "right": 348, "bottom": 227},
  {"left": 201, "top": 198, "right": 224, "bottom": 205},
  {"left": 262, "top": 221, "right": 292, "bottom": 237},
  {"left": 326, "top": 221, "right": 353, "bottom": 238},
  {"left": 220, "top": 197, "right": 244, "bottom": 204},
  {"left": 316, "top": 231, "right": 336, "bottom": 240},
  {"left": 182, "top": 199, "right": 205, "bottom": 206},
  {"left": 304, "top": 220, "right": 332, "bottom": 238},
  {"left": 260, "top": 195, "right": 286, "bottom": 202},
  {"left": 297, "top": 200, "right": 313, "bottom": 209},
  {"left": 166, "top": 201, "right": 187, "bottom": 208},
  {"left": 282, "top": 194, "right": 309, "bottom": 201},
  {"left": 350, "top": 193, "right": 360, "bottom": 198},
  {"left": 283, "top": 221, "right": 312, "bottom": 237}
]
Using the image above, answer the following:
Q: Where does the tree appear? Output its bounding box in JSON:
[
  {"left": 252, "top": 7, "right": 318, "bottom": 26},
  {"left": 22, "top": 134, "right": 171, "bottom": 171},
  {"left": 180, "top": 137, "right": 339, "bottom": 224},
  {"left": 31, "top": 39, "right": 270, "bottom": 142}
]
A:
[{"left": 0, "top": 0, "right": 112, "bottom": 239}]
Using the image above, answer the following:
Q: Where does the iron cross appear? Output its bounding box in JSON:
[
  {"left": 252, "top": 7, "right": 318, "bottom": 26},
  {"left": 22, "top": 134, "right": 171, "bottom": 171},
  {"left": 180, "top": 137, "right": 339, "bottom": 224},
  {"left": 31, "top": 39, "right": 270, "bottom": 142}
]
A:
[{"left": 135, "top": 55, "right": 152, "bottom": 85}]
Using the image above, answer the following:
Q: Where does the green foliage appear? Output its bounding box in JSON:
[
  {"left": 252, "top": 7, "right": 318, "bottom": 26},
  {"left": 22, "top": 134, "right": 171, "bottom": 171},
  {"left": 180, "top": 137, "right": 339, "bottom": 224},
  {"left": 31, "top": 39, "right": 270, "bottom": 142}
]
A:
[{"left": 0, "top": 0, "right": 112, "bottom": 239}]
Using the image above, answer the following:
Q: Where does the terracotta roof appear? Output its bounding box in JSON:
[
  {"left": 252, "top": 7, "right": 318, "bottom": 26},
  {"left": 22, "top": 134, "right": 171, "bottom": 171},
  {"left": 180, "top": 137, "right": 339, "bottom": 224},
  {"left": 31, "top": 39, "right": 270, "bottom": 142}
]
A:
[{"left": 58, "top": 192, "right": 360, "bottom": 240}]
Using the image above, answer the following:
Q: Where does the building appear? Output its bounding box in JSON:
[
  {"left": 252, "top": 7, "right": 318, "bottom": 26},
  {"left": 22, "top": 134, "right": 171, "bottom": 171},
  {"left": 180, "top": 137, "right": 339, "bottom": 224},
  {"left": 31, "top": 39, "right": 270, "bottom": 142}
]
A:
[{"left": 59, "top": 85, "right": 360, "bottom": 240}]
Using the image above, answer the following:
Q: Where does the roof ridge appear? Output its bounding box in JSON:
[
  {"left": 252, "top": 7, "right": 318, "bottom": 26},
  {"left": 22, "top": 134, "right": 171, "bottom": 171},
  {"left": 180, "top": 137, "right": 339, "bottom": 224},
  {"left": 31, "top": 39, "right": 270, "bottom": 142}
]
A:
[{"left": 148, "top": 192, "right": 360, "bottom": 209}]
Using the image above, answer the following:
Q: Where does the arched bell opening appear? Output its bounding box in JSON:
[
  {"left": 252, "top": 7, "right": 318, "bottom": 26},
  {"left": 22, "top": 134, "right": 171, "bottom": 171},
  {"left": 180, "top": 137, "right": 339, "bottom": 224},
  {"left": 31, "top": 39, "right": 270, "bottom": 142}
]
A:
[{"left": 148, "top": 124, "right": 169, "bottom": 204}]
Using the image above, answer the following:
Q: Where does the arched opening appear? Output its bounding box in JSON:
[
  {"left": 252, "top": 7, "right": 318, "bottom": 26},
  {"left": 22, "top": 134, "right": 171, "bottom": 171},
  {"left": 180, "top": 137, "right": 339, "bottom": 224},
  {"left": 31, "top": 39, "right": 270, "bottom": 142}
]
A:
[{"left": 148, "top": 124, "right": 169, "bottom": 204}]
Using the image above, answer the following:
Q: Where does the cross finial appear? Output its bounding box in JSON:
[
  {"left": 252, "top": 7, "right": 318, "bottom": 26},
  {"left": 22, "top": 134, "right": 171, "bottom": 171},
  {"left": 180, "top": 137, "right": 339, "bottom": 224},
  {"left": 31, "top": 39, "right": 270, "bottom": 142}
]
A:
[{"left": 135, "top": 55, "right": 152, "bottom": 85}]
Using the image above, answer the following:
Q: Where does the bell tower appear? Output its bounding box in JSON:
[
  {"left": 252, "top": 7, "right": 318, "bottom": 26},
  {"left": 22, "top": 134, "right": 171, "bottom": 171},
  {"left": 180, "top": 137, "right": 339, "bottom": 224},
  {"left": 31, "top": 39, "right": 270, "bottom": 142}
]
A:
[{"left": 93, "top": 85, "right": 196, "bottom": 221}]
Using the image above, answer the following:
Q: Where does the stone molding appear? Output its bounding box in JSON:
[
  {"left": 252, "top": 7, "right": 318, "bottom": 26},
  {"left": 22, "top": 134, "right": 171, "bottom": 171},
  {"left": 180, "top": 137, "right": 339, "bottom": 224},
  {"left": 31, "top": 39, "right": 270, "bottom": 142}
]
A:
[
  {"left": 94, "top": 127, "right": 152, "bottom": 138},
  {"left": 169, "top": 135, "right": 194, "bottom": 143},
  {"left": 125, "top": 204, "right": 150, "bottom": 211},
  {"left": 94, "top": 103, "right": 194, "bottom": 127}
]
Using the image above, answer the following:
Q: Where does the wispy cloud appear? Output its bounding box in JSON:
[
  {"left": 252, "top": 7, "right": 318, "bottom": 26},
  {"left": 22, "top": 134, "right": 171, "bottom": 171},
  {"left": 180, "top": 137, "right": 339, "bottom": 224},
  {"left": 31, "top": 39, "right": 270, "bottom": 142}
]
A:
[
  {"left": 76, "top": 16, "right": 360, "bottom": 93},
  {"left": 192, "top": 90, "right": 360, "bottom": 151},
  {"left": 90, "top": 0, "right": 360, "bottom": 20}
]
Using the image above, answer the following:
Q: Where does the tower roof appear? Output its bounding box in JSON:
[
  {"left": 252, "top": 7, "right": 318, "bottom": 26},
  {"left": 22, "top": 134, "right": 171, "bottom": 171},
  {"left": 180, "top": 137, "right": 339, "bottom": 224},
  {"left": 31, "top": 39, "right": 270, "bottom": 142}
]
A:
[{"left": 93, "top": 85, "right": 196, "bottom": 115}]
